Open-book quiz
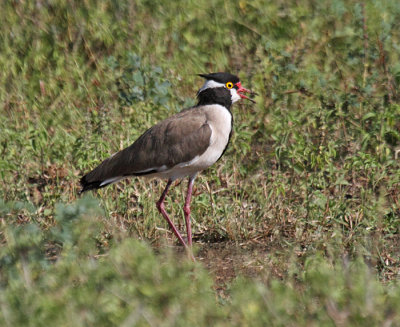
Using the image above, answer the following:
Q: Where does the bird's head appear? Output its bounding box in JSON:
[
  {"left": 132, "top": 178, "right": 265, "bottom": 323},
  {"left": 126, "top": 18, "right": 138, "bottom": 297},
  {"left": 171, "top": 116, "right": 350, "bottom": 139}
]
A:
[{"left": 197, "top": 72, "right": 256, "bottom": 106}]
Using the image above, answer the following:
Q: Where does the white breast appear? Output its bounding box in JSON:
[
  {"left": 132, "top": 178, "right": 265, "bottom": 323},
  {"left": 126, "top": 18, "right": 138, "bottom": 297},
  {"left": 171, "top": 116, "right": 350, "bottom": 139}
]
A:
[
  {"left": 195, "top": 104, "right": 232, "bottom": 168},
  {"left": 156, "top": 104, "right": 232, "bottom": 180}
]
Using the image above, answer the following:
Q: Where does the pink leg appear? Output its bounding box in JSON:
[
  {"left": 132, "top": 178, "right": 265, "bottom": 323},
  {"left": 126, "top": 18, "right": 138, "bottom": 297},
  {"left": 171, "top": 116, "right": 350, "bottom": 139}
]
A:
[
  {"left": 156, "top": 179, "right": 187, "bottom": 248},
  {"left": 183, "top": 175, "right": 196, "bottom": 247}
]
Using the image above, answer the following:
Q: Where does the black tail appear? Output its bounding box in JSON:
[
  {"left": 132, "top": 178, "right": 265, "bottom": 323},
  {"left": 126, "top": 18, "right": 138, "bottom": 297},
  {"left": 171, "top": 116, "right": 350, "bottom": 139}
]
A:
[
  {"left": 79, "top": 174, "right": 106, "bottom": 194},
  {"left": 79, "top": 149, "right": 132, "bottom": 194},
  {"left": 79, "top": 171, "right": 124, "bottom": 194}
]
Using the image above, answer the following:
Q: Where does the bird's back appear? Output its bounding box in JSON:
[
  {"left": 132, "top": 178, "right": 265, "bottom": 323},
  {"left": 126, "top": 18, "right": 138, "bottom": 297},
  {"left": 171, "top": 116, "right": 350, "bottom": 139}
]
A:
[{"left": 80, "top": 106, "right": 217, "bottom": 191}]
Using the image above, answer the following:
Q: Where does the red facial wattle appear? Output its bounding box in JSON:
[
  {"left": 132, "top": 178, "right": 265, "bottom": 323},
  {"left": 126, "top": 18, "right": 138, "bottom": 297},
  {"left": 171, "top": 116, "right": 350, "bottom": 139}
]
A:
[{"left": 235, "top": 82, "right": 256, "bottom": 103}]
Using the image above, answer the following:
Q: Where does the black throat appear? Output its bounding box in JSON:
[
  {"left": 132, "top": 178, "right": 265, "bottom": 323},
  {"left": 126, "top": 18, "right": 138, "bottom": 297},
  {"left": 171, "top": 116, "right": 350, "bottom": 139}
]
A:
[{"left": 196, "top": 87, "right": 232, "bottom": 110}]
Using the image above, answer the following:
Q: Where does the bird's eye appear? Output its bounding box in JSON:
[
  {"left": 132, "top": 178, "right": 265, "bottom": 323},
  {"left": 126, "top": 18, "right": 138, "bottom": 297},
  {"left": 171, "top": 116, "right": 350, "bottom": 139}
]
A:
[{"left": 226, "top": 82, "right": 233, "bottom": 89}]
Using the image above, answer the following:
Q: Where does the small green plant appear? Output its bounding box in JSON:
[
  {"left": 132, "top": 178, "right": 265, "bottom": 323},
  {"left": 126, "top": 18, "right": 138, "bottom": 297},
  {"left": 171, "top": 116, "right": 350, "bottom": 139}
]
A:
[
  {"left": 2, "top": 198, "right": 400, "bottom": 326},
  {"left": 108, "top": 53, "right": 172, "bottom": 107}
]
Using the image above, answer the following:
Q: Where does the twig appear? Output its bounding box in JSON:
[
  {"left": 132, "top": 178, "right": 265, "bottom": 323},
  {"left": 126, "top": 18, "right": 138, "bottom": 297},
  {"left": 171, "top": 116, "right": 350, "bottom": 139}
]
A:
[
  {"left": 283, "top": 87, "right": 313, "bottom": 97},
  {"left": 377, "top": 37, "right": 395, "bottom": 104},
  {"left": 361, "top": 3, "right": 369, "bottom": 88}
]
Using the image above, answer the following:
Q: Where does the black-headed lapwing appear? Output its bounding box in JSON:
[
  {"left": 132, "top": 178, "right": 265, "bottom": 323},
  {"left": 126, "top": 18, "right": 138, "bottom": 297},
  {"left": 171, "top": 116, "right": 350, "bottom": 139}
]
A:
[{"left": 80, "top": 72, "right": 255, "bottom": 255}]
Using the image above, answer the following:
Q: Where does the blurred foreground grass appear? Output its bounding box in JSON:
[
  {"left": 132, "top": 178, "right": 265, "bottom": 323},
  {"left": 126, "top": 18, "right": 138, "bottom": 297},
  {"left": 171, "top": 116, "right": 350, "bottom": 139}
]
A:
[
  {"left": 1, "top": 196, "right": 400, "bottom": 326},
  {"left": 1, "top": 0, "right": 400, "bottom": 325}
]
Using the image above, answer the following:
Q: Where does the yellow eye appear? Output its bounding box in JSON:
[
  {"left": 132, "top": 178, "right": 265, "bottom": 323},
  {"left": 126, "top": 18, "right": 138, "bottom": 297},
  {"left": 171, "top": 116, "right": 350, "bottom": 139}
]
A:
[{"left": 226, "top": 82, "right": 233, "bottom": 89}]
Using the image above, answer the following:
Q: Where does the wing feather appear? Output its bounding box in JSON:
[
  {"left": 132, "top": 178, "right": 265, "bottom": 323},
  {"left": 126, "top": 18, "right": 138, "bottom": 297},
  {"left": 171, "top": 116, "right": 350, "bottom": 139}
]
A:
[{"left": 80, "top": 108, "right": 212, "bottom": 190}]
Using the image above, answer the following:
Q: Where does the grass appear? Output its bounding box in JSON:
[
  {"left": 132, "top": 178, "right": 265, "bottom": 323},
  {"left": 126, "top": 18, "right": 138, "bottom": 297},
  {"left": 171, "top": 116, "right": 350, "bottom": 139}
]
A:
[{"left": 1, "top": 0, "right": 400, "bottom": 325}]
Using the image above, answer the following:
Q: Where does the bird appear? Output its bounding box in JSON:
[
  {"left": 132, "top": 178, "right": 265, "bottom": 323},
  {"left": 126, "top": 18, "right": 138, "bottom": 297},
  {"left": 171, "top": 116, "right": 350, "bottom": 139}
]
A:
[{"left": 80, "top": 72, "right": 255, "bottom": 255}]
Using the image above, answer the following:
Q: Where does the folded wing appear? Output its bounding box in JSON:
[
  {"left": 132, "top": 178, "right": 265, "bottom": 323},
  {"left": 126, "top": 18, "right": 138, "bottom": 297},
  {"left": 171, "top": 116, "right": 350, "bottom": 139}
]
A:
[{"left": 80, "top": 109, "right": 212, "bottom": 192}]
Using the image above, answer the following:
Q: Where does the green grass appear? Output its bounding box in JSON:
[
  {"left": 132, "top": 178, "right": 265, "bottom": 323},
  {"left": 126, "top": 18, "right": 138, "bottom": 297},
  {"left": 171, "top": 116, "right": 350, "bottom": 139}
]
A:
[{"left": 1, "top": 0, "right": 400, "bottom": 325}]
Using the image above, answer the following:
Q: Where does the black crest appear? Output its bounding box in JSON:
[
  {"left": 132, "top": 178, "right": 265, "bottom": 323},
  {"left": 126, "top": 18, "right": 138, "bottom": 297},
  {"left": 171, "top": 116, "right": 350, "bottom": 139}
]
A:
[{"left": 198, "top": 72, "right": 240, "bottom": 84}]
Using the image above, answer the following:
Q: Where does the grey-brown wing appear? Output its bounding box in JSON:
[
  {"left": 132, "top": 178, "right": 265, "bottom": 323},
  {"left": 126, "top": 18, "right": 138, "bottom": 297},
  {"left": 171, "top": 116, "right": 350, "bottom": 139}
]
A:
[
  {"left": 129, "top": 112, "right": 212, "bottom": 171},
  {"left": 81, "top": 109, "right": 211, "bottom": 187}
]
